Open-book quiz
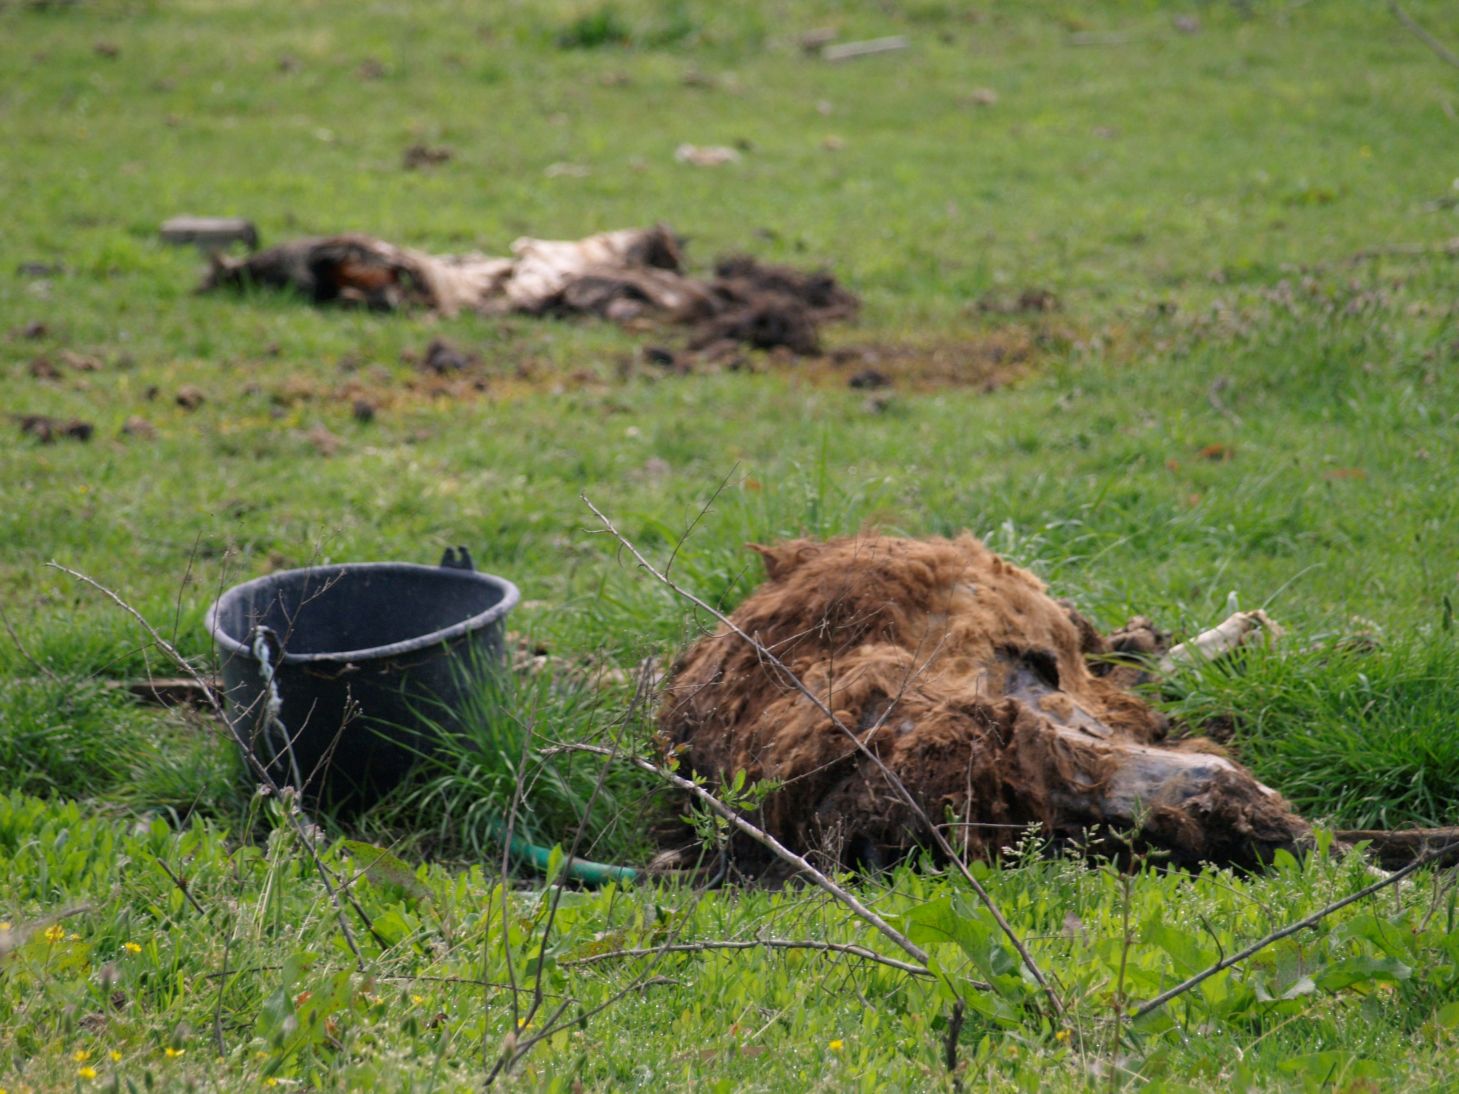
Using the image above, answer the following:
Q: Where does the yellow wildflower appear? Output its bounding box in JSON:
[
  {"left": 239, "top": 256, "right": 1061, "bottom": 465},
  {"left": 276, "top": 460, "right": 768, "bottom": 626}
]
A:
[
  {"left": 0, "top": 920, "right": 11, "bottom": 931},
  {"left": 78, "top": 1068, "right": 97, "bottom": 1082},
  {"left": 411, "top": 994, "right": 425, "bottom": 1005},
  {"left": 43, "top": 925, "right": 65, "bottom": 944},
  {"left": 1055, "top": 1029, "right": 1071, "bottom": 1043},
  {"left": 110, "top": 1051, "right": 123, "bottom": 1062},
  {"left": 264, "top": 1080, "right": 279, "bottom": 1088},
  {"left": 123, "top": 942, "right": 142, "bottom": 954},
  {"left": 165, "top": 1047, "right": 185, "bottom": 1059},
  {"left": 73, "top": 1049, "right": 92, "bottom": 1062},
  {"left": 828, "top": 1039, "right": 844, "bottom": 1051}
]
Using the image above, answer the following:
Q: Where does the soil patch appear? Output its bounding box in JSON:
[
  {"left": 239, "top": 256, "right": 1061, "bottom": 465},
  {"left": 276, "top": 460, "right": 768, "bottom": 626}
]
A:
[{"left": 815, "top": 333, "right": 1042, "bottom": 393}]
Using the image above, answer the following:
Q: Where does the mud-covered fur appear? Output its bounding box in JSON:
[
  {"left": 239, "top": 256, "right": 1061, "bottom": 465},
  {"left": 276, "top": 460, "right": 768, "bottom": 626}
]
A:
[{"left": 658, "top": 535, "right": 1311, "bottom": 874}]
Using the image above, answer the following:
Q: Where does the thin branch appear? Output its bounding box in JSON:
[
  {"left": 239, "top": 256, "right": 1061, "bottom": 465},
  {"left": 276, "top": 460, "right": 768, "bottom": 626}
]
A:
[
  {"left": 581, "top": 495, "right": 1063, "bottom": 1015},
  {"left": 0, "top": 598, "right": 56, "bottom": 680},
  {"left": 212, "top": 930, "right": 233, "bottom": 1058},
  {"left": 510, "top": 977, "right": 678, "bottom": 1062},
  {"left": 944, "top": 998, "right": 966, "bottom": 1087},
  {"left": 1347, "top": 237, "right": 1459, "bottom": 263},
  {"left": 47, "top": 561, "right": 387, "bottom": 968},
  {"left": 1387, "top": 0, "right": 1459, "bottom": 70},
  {"left": 560, "top": 936, "right": 945, "bottom": 981},
  {"left": 1133, "top": 836, "right": 1459, "bottom": 1019},
  {"left": 665, "top": 462, "right": 737, "bottom": 581},
  {"left": 155, "top": 858, "right": 209, "bottom": 917},
  {"left": 561, "top": 743, "right": 930, "bottom": 971}
]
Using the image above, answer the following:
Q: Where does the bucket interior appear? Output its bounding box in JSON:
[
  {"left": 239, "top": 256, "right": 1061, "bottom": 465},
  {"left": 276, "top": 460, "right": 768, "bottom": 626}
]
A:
[{"left": 214, "top": 566, "right": 509, "bottom": 657}]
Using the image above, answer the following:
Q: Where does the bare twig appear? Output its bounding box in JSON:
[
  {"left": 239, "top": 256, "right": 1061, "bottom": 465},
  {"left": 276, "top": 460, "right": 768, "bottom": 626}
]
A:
[
  {"left": 1133, "top": 836, "right": 1459, "bottom": 1019},
  {"left": 0, "top": 598, "right": 57, "bottom": 680},
  {"left": 944, "top": 997, "right": 966, "bottom": 1086},
  {"left": 155, "top": 858, "right": 209, "bottom": 917},
  {"left": 509, "top": 976, "right": 678, "bottom": 1061},
  {"left": 1347, "top": 237, "right": 1459, "bottom": 263},
  {"left": 521, "top": 658, "right": 646, "bottom": 1037},
  {"left": 212, "top": 930, "right": 233, "bottom": 1057},
  {"left": 666, "top": 463, "right": 737, "bottom": 581},
  {"left": 1207, "top": 376, "right": 1242, "bottom": 427},
  {"left": 581, "top": 495, "right": 1063, "bottom": 1015},
  {"left": 47, "top": 560, "right": 386, "bottom": 968},
  {"left": 821, "top": 36, "right": 908, "bottom": 62},
  {"left": 561, "top": 936, "right": 944, "bottom": 981},
  {"left": 561, "top": 742, "right": 931, "bottom": 970},
  {"left": 1387, "top": 0, "right": 1459, "bottom": 70},
  {"left": 486, "top": 658, "right": 671, "bottom": 1085}
]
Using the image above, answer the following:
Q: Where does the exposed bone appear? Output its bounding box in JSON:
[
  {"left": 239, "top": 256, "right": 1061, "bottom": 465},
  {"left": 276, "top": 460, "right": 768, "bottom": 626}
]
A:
[
  {"left": 1158, "top": 609, "right": 1282, "bottom": 675},
  {"left": 161, "top": 215, "right": 259, "bottom": 252},
  {"left": 821, "top": 36, "right": 910, "bottom": 62}
]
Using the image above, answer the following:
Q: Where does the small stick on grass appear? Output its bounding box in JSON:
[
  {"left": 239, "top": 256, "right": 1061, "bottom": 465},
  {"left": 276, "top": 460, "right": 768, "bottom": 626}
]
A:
[
  {"left": 1132, "top": 835, "right": 1459, "bottom": 1019},
  {"left": 47, "top": 560, "right": 386, "bottom": 968},
  {"left": 0, "top": 598, "right": 56, "bottom": 680},
  {"left": 560, "top": 743, "right": 931, "bottom": 970},
  {"left": 1387, "top": 0, "right": 1459, "bottom": 70},
  {"left": 945, "top": 998, "right": 966, "bottom": 1089},
  {"left": 155, "top": 858, "right": 208, "bottom": 917},
  {"left": 560, "top": 936, "right": 945, "bottom": 981}
]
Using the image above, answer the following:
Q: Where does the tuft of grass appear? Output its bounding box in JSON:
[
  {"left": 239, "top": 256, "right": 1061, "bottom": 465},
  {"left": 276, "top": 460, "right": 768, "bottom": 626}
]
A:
[
  {"left": 0, "top": 677, "right": 148, "bottom": 801},
  {"left": 1163, "top": 636, "right": 1459, "bottom": 830},
  {"left": 555, "top": 4, "right": 633, "bottom": 49},
  {"left": 362, "top": 661, "right": 657, "bottom": 864},
  {"left": 0, "top": 676, "right": 247, "bottom": 819}
]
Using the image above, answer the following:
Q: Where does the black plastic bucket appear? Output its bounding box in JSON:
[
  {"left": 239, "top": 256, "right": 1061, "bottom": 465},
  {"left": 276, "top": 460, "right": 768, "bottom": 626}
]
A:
[{"left": 205, "top": 547, "right": 519, "bottom": 807}]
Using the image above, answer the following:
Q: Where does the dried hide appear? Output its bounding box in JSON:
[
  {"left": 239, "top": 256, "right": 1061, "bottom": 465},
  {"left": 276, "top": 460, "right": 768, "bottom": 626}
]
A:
[
  {"left": 658, "top": 534, "right": 1313, "bottom": 874},
  {"left": 200, "top": 225, "right": 857, "bottom": 352}
]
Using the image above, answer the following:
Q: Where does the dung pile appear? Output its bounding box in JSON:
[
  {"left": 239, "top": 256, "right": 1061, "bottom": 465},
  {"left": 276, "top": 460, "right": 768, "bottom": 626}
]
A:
[{"left": 658, "top": 534, "right": 1312, "bottom": 874}]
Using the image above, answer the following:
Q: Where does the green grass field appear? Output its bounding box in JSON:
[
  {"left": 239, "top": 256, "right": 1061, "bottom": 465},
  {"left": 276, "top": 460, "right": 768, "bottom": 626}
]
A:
[{"left": 4, "top": 0, "right": 1459, "bottom": 1089}]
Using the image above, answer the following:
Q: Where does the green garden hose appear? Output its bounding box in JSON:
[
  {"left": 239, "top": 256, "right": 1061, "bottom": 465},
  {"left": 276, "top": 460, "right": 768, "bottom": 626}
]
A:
[{"left": 499, "top": 826, "right": 639, "bottom": 886}]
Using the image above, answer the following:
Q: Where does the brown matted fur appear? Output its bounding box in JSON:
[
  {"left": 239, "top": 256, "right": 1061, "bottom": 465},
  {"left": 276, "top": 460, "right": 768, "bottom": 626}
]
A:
[{"left": 657, "top": 534, "right": 1311, "bottom": 874}]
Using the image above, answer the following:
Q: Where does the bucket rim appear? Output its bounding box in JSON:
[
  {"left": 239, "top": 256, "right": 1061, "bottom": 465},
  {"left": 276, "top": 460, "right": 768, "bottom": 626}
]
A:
[{"left": 204, "top": 561, "right": 520, "bottom": 665}]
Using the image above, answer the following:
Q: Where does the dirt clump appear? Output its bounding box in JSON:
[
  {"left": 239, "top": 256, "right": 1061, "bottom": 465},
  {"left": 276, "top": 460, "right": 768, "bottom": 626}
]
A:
[
  {"left": 658, "top": 534, "right": 1311, "bottom": 875},
  {"left": 848, "top": 367, "right": 891, "bottom": 390},
  {"left": 403, "top": 144, "right": 452, "bottom": 170},
  {"left": 819, "top": 335, "right": 1039, "bottom": 393},
  {"left": 417, "top": 337, "right": 477, "bottom": 374},
  {"left": 175, "top": 385, "right": 207, "bottom": 410},
  {"left": 16, "top": 414, "right": 94, "bottom": 443},
  {"left": 121, "top": 416, "right": 157, "bottom": 440},
  {"left": 977, "top": 287, "right": 1060, "bottom": 314}
]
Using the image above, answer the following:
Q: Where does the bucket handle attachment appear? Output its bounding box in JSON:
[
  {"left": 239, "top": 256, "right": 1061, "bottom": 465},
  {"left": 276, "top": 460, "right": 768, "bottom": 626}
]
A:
[
  {"left": 439, "top": 545, "right": 475, "bottom": 571},
  {"left": 248, "top": 624, "right": 305, "bottom": 792}
]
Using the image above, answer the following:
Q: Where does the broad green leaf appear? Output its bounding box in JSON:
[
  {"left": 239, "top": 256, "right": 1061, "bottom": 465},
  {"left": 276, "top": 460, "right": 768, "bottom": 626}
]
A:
[
  {"left": 1315, "top": 956, "right": 1411, "bottom": 992},
  {"left": 340, "top": 839, "right": 430, "bottom": 902}
]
